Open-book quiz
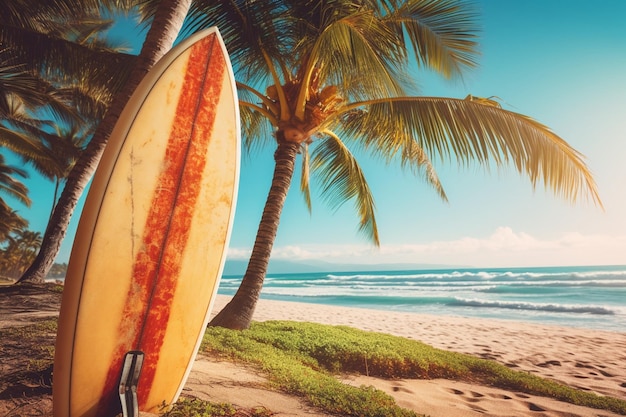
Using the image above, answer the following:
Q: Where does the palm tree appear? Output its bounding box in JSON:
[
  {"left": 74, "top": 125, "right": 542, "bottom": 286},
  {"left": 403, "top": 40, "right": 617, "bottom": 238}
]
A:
[
  {"left": 0, "top": 205, "right": 28, "bottom": 243},
  {"left": 36, "top": 125, "right": 91, "bottom": 219},
  {"left": 1, "top": 2, "right": 137, "bottom": 234},
  {"left": 2, "top": 229, "right": 43, "bottom": 277},
  {"left": 0, "top": 154, "right": 30, "bottom": 240},
  {"left": 19, "top": 0, "right": 194, "bottom": 282},
  {"left": 178, "top": 0, "right": 601, "bottom": 330}
]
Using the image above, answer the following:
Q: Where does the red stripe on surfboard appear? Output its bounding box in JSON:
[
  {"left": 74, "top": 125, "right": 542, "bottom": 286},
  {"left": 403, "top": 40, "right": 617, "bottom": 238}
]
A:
[{"left": 96, "top": 33, "right": 226, "bottom": 416}]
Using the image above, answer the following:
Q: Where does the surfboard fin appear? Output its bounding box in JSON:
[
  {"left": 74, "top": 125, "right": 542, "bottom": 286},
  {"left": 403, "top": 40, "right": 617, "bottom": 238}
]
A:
[{"left": 119, "top": 351, "right": 144, "bottom": 417}]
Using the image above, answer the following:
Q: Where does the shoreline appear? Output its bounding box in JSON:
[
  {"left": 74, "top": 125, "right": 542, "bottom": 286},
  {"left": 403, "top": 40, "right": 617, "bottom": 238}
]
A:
[
  {"left": 220, "top": 292, "right": 626, "bottom": 334},
  {"left": 220, "top": 264, "right": 626, "bottom": 334},
  {"left": 212, "top": 294, "right": 626, "bottom": 402}
]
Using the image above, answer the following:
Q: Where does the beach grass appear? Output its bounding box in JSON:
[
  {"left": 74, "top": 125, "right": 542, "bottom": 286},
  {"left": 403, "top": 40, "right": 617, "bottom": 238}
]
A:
[
  {"left": 161, "top": 398, "right": 273, "bottom": 417},
  {"left": 200, "top": 321, "right": 626, "bottom": 416},
  {"left": 0, "top": 318, "right": 57, "bottom": 365},
  {"left": 0, "top": 318, "right": 57, "bottom": 398}
]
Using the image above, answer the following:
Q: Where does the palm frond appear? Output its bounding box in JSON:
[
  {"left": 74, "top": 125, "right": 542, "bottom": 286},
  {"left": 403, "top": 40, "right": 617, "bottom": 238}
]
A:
[
  {"left": 0, "top": 54, "right": 49, "bottom": 113},
  {"left": 0, "top": 200, "right": 28, "bottom": 239},
  {"left": 400, "top": 139, "right": 448, "bottom": 201},
  {"left": 338, "top": 96, "right": 601, "bottom": 206},
  {"left": 53, "top": 84, "right": 110, "bottom": 123},
  {"left": 0, "top": 25, "right": 135, "bottom": 97},
  {"left": 0, "top": 154, "right": 31, "bottom": 206},
  {"left": 330, "top": 106, "right": 450, "bottom": 202},
  {"left": 299, "top": 8, "right": 409, "bottom": 108},
  {"left": 0, "top": 126, "right": 46, "bottom": 161},
  {"left": 239, "top": 105, "right": 275, "bottom": 151},
  {"left": 385, "top": 0, "right": 480, "bottom": 78},
  {"left": 238, "top": 97, "right": 276, "bottom": 153},
  {"left": 300, "top": 143, "right": 312, "bottom": 212},
  {"left": 312, "top": 130, "right": 379, "bottom": 245},
  {"left": 187, "top": 0, "right": 293, "bottom": 86}
]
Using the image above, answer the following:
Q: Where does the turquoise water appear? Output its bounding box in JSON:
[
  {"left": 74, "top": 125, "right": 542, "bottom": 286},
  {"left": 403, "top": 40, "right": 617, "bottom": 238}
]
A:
[{"left": 219, "top": 265, "right": 626, "bottom": 332}]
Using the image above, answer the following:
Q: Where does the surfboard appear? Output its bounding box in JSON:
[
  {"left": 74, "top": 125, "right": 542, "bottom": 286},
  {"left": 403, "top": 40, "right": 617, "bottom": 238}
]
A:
[{"left": 53, "top": 27, "right": 240, "bottom": 417}]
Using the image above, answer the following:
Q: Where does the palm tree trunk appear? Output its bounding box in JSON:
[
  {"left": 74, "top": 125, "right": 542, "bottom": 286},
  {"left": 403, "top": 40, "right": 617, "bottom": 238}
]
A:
[
  {"left": 49, "top": 179, "right": 60, "bottom": 221},
  {"left": 18, "top": 0, "right": 192, "bottom": 283},
  {"left": 210, "top": 138, "right": 300, "bottom": 330}
]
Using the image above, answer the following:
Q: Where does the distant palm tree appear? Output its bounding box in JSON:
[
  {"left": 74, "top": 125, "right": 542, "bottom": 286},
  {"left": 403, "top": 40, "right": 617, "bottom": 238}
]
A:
[
  {"left": 37, "top": 125, "right": 91, "bottom": 219},
  {"left": 181, "top": 0, "right": 601, "bottom": 330},
  {"left": 0, "top": 154, "right": 30, "bottom": 240},
  {"left": 0, "top": 204, "right": 28, "bottom": 243},
  {"left": 13, "top": 229, "right": 42, "bottom": 275},
  {"left": 0, "top": 229, "right": 42, "bottom": 278}
]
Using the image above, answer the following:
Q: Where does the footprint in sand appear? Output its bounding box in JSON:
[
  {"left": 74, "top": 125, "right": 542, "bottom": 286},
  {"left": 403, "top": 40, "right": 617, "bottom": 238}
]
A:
[
  {"left": 465, "top": 391, "right": 485, "bottom": 403},
  {"left": 391, "top": 384, "right": 413, "bottom": 394},
  {"left": 527, "top": 402, "right": 546, "bottom": 412},
  {"left": 598, "top": 369, "right": 615, "bottom": 377},
  {"left": 447, "top": 388, "right": 489, "bottom": 411},
  {"left": 537, "top": 360, "right": 561, "bottom": 367},
  {"left": 575, "top": 361, "right": 594, "bottom": 369},
  {"left": 487, "top": 393, "right": 513, "bottom": 400}
]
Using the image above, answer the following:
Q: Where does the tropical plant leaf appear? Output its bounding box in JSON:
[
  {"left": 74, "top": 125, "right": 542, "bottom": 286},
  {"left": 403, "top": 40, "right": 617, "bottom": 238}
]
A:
[
  {"left": 312, "top": 131, "right": 379, "bottom": 245},
  {"left": 300, "top": 143, "right": 312, "bottom": 212},
  {"left": 0, "top": 153, "right": 31, "bottom": 206},
  {"left": 238, "top": 104, "right": 276, "bottom": 153},
  {"left": 0, "top": 25, "right": 134, "bottom": 93},
  {"left": 292, "top": 5, "right": 409, "bottom": 103},
  {"left": 338, "top": 96, "right": 601, "bottom": 205},
  {"left": 0, "top": 126, "right": 45, "bottom": 161},
  {"left": 385, "top": 0, "right": 479, "bottom": 78}
]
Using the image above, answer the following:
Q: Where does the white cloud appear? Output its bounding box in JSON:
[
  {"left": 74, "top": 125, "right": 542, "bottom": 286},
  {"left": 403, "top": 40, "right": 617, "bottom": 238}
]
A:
[
  {"left": 226, "top": 247, "right": 251, "bottom": 259},
  {"left": 227, "top": 227, "right": 626, "bottom": 267}
]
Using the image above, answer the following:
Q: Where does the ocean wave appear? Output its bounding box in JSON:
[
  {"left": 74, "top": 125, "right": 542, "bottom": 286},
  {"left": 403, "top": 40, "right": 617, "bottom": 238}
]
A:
[
  {"left": 326, "top": 271, "right": 498, "bottom": 281},
  {"left": 257, "top": 291, "right": 454, "bottom": 306},
  {"left": 262, "top": 277, "right": 626, "bottom": 291},
  {"left": 260, "top": 286, "right": 422, "bottom": 298},
  {"left": 479, "top": 280, "right": 626, "bottom": 292},
  {"left": 320, "top": 269, "right": 626, "bottom": 283},
  {"left": 450, "top": 298, "right": 616, "bottom": 315}
]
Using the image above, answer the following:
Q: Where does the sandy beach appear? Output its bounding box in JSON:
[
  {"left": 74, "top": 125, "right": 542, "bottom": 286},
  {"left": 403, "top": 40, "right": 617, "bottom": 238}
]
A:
[
  {"left": 191, "top": 295, "right": 626, "bottom": 417},
  {"left": 2, "top": 287, "right": 626, "bottom": 416}
]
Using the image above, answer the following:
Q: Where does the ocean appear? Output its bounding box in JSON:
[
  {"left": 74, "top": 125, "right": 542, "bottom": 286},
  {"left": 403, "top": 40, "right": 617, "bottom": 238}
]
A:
[{"left": 218, "top": 264, "right": 626, "bottom": 333}]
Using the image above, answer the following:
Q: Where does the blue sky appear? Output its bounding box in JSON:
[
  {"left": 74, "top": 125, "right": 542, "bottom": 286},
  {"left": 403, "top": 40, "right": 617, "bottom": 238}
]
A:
[{"left": 4, "top": 1, "right": 626, "bottom": 268}]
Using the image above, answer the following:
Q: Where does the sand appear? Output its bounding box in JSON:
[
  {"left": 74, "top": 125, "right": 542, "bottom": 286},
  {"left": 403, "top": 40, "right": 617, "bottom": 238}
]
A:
[
  {"left": 2, "top": 286, "right": 625, "bottom": 416},
  {"left": 189, "top": 295, "right": 626, "bottom": 417}
]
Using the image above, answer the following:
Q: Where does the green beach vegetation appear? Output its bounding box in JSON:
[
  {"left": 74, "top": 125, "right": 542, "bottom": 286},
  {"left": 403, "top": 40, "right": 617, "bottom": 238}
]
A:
[
  {"left": 2, "top": 315, "right": 625, "bottom": 416},
  {"left": 199, "top": 321, "right": 626, "bottom": 416}
]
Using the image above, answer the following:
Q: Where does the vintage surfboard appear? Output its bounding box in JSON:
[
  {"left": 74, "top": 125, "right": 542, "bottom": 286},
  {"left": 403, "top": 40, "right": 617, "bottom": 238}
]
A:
[{"left": 53, "top": 27, "right": 240, "bottom": 417}]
